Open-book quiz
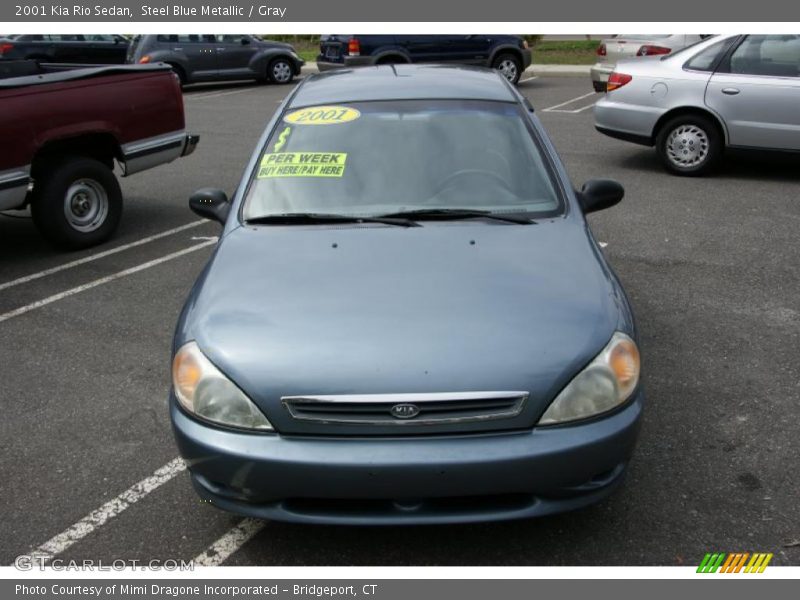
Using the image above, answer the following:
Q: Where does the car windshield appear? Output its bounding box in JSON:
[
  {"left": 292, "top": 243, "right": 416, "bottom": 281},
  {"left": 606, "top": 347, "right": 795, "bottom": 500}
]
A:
[{"left": 242, "top": 100, "right": 563, "bottom": 221}]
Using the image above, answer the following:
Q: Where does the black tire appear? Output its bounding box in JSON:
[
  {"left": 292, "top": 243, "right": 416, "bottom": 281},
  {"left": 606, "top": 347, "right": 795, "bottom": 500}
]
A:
[
  {"left": 492, "top": 53, "right": 523, "bottom": 85},
  {"left": 268, "top": 57, "right": 294, "bottom": 84},
  {"left": 592, "top": 80, "right": 607, "bottom": 93},
  {"left": 31, "top": 157, "right": 122, "bottom": 250},
  {"left": 166, "top": 63, "right": 187, "bottom": 86},
  {"left": 655, "top": 114, "right": 722, "bottom": 176}
]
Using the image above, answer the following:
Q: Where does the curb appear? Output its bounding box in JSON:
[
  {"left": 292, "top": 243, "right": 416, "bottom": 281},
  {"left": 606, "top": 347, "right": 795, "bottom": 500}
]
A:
[
  {"left": 300, "top": 62, "right": 592, "bottom": 77},
  {"left": 529, "top": 64, "right": 592, "bottom": 76}
]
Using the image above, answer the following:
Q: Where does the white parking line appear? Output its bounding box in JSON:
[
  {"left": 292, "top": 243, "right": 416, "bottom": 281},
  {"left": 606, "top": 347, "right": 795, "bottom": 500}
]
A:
[
  {"left": 186, "top": 88, "right": 259, "bottom": 101},
  {"left": 0, "top": 239, "right": 216, "bottom": 324},
  {"left": 194, "top": 519, "right": 266, "bottom": 566},
  {"left": 24, "top": 458, "right": 186, "bottom": 563},
  {"left": 0, "top": 220, "right": 206, "bottom": 293},
  {"left": 545, "top": 102, "right": 598, "bottom": 114},
  {"left": 542, "top": 91, "right": 599, "bottom": 113}
]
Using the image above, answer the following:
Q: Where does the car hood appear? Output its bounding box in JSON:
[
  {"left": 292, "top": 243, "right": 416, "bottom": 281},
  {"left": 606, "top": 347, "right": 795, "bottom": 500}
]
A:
[{"left": 179, "top": 220, "right": 624, "bottom": 432}]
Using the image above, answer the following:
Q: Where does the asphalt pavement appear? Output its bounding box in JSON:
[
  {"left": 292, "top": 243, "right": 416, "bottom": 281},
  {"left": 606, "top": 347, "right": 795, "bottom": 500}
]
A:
[{"left": 1, "top": 74, "right": 798, "bottom": 567}]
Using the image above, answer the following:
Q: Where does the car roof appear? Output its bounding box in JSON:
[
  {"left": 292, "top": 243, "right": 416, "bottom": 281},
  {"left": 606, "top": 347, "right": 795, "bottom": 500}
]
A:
[{"left": 288, "top": 64, "right": 518, "bottom": 107}]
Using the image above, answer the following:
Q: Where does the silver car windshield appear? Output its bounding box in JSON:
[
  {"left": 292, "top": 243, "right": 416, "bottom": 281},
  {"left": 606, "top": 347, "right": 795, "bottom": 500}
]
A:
[{"left": 242, "top": 100, "right": 563, "bottom": 220}]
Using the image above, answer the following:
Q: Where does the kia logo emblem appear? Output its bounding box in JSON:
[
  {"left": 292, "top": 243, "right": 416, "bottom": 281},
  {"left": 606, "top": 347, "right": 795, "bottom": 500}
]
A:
[{"left": 390, "top": 403, "right": 420, "bottom": 419}]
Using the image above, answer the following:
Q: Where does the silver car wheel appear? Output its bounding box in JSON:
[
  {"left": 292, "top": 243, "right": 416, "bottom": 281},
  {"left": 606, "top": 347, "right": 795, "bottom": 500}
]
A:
[
  {"left": 666, "top": 124, "right": 710, "bottom": 168},
  {"left": 496, "top": 59, "right": 518, "bottom": 83},
  {"left": 272, "top": 61, "right": 292, "bottom": 83},
  {"left": 63, "top": 179, "right": 109, "bottom": 233}
]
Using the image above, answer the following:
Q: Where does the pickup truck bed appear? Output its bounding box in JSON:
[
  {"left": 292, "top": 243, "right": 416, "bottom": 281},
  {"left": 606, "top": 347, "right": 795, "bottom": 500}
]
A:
[{"left": 0, "top": 61, "right": 198, "bottom": 249}]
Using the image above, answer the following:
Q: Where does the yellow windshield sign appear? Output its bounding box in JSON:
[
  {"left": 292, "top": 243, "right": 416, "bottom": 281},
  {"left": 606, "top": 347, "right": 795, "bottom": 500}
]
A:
[
  {"left": 258, "top": 152, "right": 347, "bottom": 178},
  {"left": 284, "top": 106, "right": 361, "bottom": 125}
]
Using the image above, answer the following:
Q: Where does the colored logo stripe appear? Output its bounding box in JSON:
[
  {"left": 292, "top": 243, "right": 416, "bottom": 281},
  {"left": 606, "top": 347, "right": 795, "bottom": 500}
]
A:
[
  {"left": 746, "top": 553, "right": 773, "bottom": 573},
  {"left": 697, "top": 552, "right": 773, "bottom": 573},
  {"left": 697, "top": 553, "right": 726, "bottom": 573}
]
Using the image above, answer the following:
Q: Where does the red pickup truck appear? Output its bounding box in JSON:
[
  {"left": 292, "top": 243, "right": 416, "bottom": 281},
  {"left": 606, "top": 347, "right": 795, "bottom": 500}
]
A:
[{"left": 0, "top": 61, "right": 198, "bottom": 248}]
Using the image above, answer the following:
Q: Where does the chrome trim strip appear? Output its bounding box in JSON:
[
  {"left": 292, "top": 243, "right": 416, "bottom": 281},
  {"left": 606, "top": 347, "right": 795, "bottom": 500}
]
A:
[
  {"left": 0, "top": 166, "right": 30, "bottom": 186},
  {"left": 121, "top": 131, "right": 187, "bottom": 176},
  {"left": 285, "top": 391, "right": 527, "bottom": 404},
  {"left": 0, "top": 165, "right": 31, "bottom": 211},
  {"left": 120, "top": 130, "right": 187, "bottom": 157},
  {"left": 282, "top": 391, "right": 529, "bottom": 426}
]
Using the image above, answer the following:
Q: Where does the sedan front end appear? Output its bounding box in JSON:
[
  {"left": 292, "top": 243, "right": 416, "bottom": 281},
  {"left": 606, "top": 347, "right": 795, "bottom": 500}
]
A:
[
  {"left": 172, "top": 392, "right": 642, "bottom": 525},
  {"left": 170, "top": 65, "right": 644, "bottom": 524},
  {"left": 171, "top": 330, "right": 642, "bottom": 524}
]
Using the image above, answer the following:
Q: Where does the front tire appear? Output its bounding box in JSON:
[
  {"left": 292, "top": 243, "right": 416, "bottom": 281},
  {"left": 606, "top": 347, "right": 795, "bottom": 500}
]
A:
[
  {"left": 31, "top": 157, "right": 122, "bottom": 250},
  {"left": 656, "top": 115, "right": 722, "bottom": 176},
  {"left": 269, "top": 57, "right": 294, "bottom": 84},
  {"left": 492, "top": 53, "right": 522, "bottom": 85},
  {"left": 166, "top": 63, "right": 187, "bottom": 86}
]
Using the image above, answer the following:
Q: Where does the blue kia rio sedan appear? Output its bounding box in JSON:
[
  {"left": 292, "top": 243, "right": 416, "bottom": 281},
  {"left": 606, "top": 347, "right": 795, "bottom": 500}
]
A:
[{"left": 171, "top": 65, "right": 643, "bottom": 525}]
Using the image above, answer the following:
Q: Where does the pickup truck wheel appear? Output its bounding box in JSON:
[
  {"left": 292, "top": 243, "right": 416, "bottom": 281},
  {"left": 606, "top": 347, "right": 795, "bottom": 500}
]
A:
[
  {"left": 656, "top": 115, "right": 722, "bottom": 176},
  {"left": 31, "top": 157, "right": 122, "bottom": 249},
  {"left": 492, "top": 54, "right": 522, "bottom": 85},
  {"left": 269, "top": 58, "right": 294, "bottom": 84}
]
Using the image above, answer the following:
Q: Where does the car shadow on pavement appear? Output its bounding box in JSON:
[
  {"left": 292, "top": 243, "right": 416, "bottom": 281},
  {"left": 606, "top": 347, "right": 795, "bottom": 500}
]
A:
[
  {"left": 226, "top": 488, "right": 651, "bottom": 566},
  {"left": 180, "top": 81, "right": 263, "bottom": 95},
  {"left": 0, "top": 208, "right": 44, "bottom": 259},
  {"left": 0, "top": 196, "right": 196, "bottom": 278},
  {"left": 180, "top": 76, "right": 307, "bottom": 95},
  {"left": 618, "top": 148, "right": 800, "bottom": 183}
]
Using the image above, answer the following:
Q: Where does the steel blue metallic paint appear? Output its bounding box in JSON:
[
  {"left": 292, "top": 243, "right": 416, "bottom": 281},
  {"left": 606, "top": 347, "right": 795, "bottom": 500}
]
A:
[
  {"left": 172, "top": 392, "right": 642, "bottom": 525},
  {"left": 171, "top": 65, "right": 643, "bottom": 524}
]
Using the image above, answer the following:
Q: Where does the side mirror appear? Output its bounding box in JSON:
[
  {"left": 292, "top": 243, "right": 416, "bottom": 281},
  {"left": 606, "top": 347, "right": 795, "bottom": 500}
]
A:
[
  {"left": 241, "top": 37, "right": 251, "bottom": 45},
  {"left": 189, "top": 188, "right": 230, "bottom": 224},
  {"left": 577, "top": 179, "right": 624, "bottom": 214}
]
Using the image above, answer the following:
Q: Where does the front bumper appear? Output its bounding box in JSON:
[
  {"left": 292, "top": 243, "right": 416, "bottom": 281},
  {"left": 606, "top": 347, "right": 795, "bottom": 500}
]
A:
[{"left": 171, "top": 390, "right": 643, "bottom": 525}]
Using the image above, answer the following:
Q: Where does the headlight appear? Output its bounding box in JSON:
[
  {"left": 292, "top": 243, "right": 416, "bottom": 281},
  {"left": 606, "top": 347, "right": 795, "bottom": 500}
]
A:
[
  {"left": 172, "top": 341, "right": 273, "bottom": 431},
  {"left": 538, "top": 332, "right": 640, "bottom": 425}
]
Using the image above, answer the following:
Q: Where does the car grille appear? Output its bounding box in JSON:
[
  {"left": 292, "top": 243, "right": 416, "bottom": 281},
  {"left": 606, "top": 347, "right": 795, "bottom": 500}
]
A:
[{"left": 281, "top": 391, "right": 528, "bottom": 426}]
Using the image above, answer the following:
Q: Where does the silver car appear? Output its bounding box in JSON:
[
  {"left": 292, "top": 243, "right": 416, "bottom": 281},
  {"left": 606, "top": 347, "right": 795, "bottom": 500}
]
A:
[
  {"left": 591, "top": 34, "right": 709, "bottom": 92},
  {"left": 594, "top": 34, "right": 800, "bottom": 175}
]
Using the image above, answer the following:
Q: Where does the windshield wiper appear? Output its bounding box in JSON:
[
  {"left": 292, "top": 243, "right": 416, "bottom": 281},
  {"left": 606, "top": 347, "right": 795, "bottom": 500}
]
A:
[
  {"left": 377, "top": 208, "right": 536, "bottom": 225},
  {"left": 245, "top": 212, "right": 420, "bottom": 227}
]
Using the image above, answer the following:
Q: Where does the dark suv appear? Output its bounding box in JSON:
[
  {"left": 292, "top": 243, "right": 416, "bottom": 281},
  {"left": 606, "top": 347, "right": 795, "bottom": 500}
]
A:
[
  {"left": 0, "top": 34, "right": 129, "bottom": 64},
  {"left": 126, "top": 35, "right": 304, "bottom": 85},
  {"left": 317, "top": 35, "right": 532, "bottom": 84}
]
